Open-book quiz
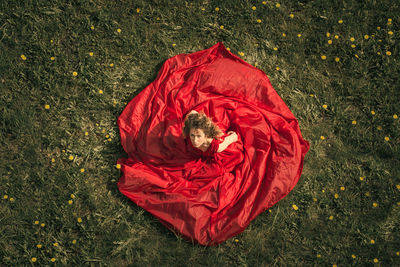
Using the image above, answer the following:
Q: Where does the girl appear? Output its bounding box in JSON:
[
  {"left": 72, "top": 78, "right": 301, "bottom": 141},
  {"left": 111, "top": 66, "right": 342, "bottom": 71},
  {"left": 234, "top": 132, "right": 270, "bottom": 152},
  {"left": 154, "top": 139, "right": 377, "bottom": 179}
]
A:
[{"left": 182, "top": 110, "right": 238, "bottom": 154}]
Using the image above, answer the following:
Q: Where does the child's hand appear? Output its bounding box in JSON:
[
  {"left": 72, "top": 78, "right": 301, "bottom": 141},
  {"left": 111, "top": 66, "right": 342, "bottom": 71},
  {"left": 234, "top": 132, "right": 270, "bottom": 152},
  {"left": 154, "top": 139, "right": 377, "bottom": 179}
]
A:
[{"left": 227, "top": 131, "right": 238, "bottom": 142}]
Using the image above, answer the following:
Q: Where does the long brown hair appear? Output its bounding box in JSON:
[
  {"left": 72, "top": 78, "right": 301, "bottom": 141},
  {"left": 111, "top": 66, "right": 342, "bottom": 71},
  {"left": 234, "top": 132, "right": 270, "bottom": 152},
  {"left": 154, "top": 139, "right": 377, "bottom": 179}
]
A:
[{"left": 183, "top": 111, "right": 224, "bottom": 140}]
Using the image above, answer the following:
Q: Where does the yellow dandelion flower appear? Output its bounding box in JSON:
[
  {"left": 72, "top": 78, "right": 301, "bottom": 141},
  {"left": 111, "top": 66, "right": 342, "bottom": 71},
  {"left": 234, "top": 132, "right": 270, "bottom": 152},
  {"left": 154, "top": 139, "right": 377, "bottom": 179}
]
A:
[
  {"left": 51, "top": 258, "right": 56, "bottom": 262},
  {"left": 388, "top": 31, "right": 393, "bottom": 35},
  {"left": 257, "top": 19, "right": 262, "bottom": 23},
  {"left": 226, "top": 47, "right": 230, "bottom": 51},
  {"left": 320, "top": 136, "right": 325, "bottom": 140},
  {"left": 317, "top": 254, "right": 321, "bottom": 258},
  {"left": 90, "top": 25, "right": 94, "bottom": 30},
  {"left": 338, "top": 19, "right": 343, "bottom": 24},
  {"left": 238, "top": 52, "right": 244, "bottom": 56},
  {"left": 352, "top": 254, "right": 356, "bottom": 259},
  {"left": 105, "top": 134, "right": 110, "bottom": 138},
  {"left": 328, "top": 40, "right": 332, "bottom": 44},
  {"left": 80, "top": 168, "right": 85, "bottom": 173},
  {"left": 334, "top": 35, "right": 339, "bottom": 39},
  {"left": 320, "top": 55, "right": 326, "bottom": 60},
  {"left": 201, "top": 8, "right": 205, "bottom": 11},
  {"left": 350, "top": 37, "right": 355, "bottom": 42},
  {"left": 309, "top": 94, "right": 314, "bottom": 97},
  {"left": 136, "top": 8, "right": 140, "bottom": 13},
  {"left": 108, "top": 138, "right": 112, "bottom": 142},
  {"left": 322, "top": 189, "right": 325, "bottom": 193},
  {"left": 290, "top": 14, "right": 294, "bottom": 19},
  {"left": 68, "top": 200, "right": 73, "bottom": 205},
  {"left": 273, "top": 47, "right": 278, "bottom": 51},
  {"left": 37, "top": 244, "right": 42, "bottom": 248},
  {"left": 117, "top": 28, "right": 121, "bottom": 33},
  {"left": 297, "top": 33, "right": 302, "bottom": 38},
  {"left": 99, "top": 90, "right": 103, "bottom": 94},
  {"left": 340, "top": 186, "right": 345, "bottom": 191},
  {"left": 335, "top": 57, "right": 340, "bottom": 62},
  {"left": 313, "top": 197, "right": 317, "bottom": 202},
  {"left": 393, "top": 114, "right": 398, "bottom": 119},
  {"left": 334, "top": 193, "right": 339, "bottom": 199},
  {"left": 44, "top": 104, "right": 50, "bottom": 109},
  {"left": 326, "top": 32, "right": 331, "bottom": 37},
  {"left": 51, "top": 158, "right": 55, "bottom": 163},
  {"left": 34, "top": 220, "right": 39, "bottom": 225},
  {"left": 333, "top": 264, "right": 337, "bottom": 267},
  {"left": 84, "top": 131, "right": 89, "bottom": 136},
  {"left": 72, "top": 71, "right": 78, "bottom": 76},
  {"left": 71, "top": 194, "right": 75, "bottom": 199},
  {"left": 377, "top": 26, "right": 381, "bottom": 30},
  {"left": 172, "top": 43, "right": 176, "bottom": 47},
  {"left": 9, "top": 197, "right": 14, "bottom": 202},
  {"left": 31, "top": 257, "right": 37, "bottom": 262},
  {"left": 109, "top": 63, "right": 114, "bottom": 67},
  {"left": 3, "top": 195, "right": 8, "bottom": 199},
  {"left": 234, "top": 239, "right": 239, "bottom": 242},
  {"left": 373, "top": 258, "right": 378, "bottom": 263},
  {"left": 322, "top": 104, "right": 328, "bottom": 109},
  {"left": 21, "top": 54, "right": 27, "bottom": 60},
  {"left": 396, "top": 251, "right": 399, "bottom": 256},
  {"left": 396, "top": 184, "right": 400, "bottom": 190},
  {"left": 252, "top": 6, "right": 256, "bottom": 10},
  {"left": 77, "top": 217, "right": 83, "bottom": 223},
  {"left": 116, "top": 164, "right": 121, "bottom": 169},
  {"left": 292, "top": 204, "right": 298, "bottom": 210},
  {"left": 365, "top": 192, "right": 370, "bottom": 196},
  {"left": 370, "top": 239, "right": 375, "bottom": 244},
  {"left": 50, "top": 39, "right": 54, "bottom": 43},
  {"left": 352, "top": 120, "right": 357, "bottom": 125},
  {"left": 68, "top": 155, "right": 74, "bottom": 161},
  {"left": 89, "top": 52, "right": 93, "bottom": 56},
  {"left": 101, "top": 129, "right": 106, "bottom": 133},
  {"left": 72, "top": 239, "right": 77, "bottom": 244},
  {"left": 371, "top": 110, "right": 375, "bottom": 115},
  {"left": 372, "top": 202, "right": 378, "bottom": 207},
  {"left": 276, "top": 3, "right": 281, "bottom": 7},
  {"left": 53, "top": 242, "right": 58, "bottom": 247},
  {"left": 364, "top": 35, "right": 369, "bottom": 39},
  {"left": 215, "top": 7, "right": 219, "bottom": 11},
  {"left": 351, "top": 44, "right": 356, "bottom": 48},
  {"left": 355, "top": 54, "right": 359, "bottom": 58},
  {"left": 377, "top": 126, "right": 382, "bottom": 130},
  {"left": 386, "top": 51, "right": 392, "bottom": 56},
  {"left": 262, "top": 1, "right": 267, "bottom": 4},
  {"left": 388, "top": 18, "right": 392, "bottom": 22},
  {"left": 384, "top": 136, "right": 389, "bottom": 141},
  {"left": 282, "top": 33, "right": 286, "bottom": 37},
  {"left": 220, "top": 25, "right": 224, "bottom": 29},
  {"left": 275, "top": 66, "right": 280, "bottom": 70},
  {"left": 329, "top": 215, "right": 334, "bottom": 220},
  {"left": 360, "top": 176, "right": 365, "bottom": 181},
  {"left": 50, "top": 56, "right": 55, "bottom": 61}
]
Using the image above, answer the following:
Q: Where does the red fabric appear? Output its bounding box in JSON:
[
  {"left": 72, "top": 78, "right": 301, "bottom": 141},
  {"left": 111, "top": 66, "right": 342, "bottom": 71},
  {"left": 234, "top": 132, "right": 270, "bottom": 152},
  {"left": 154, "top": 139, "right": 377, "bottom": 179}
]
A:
[{"left": 117, "top": 42, "right": 310, "bottom": 246}]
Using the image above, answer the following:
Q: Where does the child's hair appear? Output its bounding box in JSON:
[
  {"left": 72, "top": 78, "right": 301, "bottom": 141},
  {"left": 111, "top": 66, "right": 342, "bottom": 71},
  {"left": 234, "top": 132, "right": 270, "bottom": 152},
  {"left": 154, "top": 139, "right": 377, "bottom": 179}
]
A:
[{"left": 183, "top": 111, "right": 224, "bottom": 140}]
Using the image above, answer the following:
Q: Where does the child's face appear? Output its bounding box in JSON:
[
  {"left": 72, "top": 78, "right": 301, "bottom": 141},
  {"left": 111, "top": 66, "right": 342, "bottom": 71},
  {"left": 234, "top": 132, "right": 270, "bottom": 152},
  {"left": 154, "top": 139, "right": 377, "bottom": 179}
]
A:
[{"left": 189, "top": 128, "right": 208, "bottom": 148}]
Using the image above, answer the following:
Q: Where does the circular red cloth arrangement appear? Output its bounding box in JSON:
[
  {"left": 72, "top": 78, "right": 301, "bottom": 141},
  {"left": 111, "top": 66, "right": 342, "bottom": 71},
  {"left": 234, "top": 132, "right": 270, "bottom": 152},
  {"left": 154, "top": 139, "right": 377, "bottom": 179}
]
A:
[{"left": 117, "top": 42, "right": 310, "bottom": 246}]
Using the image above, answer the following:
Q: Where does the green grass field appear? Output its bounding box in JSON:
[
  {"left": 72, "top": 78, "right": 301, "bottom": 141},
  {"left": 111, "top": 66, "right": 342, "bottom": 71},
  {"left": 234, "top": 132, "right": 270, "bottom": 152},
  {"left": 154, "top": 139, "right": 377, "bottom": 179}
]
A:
[{"left": 1, "top": 0, "right": 399, "bottom": 266}]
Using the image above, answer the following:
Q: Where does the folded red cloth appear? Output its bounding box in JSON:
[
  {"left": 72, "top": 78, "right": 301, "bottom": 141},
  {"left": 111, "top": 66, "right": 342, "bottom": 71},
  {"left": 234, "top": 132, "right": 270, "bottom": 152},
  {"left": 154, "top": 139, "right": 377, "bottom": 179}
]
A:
[{"left": 117, "top": 42, "right": 310, "bottom": 245}]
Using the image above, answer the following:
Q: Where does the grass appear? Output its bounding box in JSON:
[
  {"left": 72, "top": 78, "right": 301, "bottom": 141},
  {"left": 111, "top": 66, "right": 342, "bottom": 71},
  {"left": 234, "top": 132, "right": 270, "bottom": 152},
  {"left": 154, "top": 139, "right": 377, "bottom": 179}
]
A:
[{"left": 1, "top": 0, "right": 399, "bottom": 266}]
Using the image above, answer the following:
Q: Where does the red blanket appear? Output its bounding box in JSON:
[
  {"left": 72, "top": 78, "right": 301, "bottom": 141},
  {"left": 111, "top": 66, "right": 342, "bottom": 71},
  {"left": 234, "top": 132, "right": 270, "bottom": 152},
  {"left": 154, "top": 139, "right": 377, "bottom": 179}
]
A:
[{"left": 117, "top": 42, "right": 310, "bottom": 246}]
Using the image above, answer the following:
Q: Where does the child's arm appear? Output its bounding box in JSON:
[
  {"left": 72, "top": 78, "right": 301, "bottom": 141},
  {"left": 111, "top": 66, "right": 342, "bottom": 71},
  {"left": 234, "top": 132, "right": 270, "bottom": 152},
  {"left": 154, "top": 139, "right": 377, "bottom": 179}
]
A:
[{"left": 217, "top": 131, "right": 238, "bottom": 152}]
